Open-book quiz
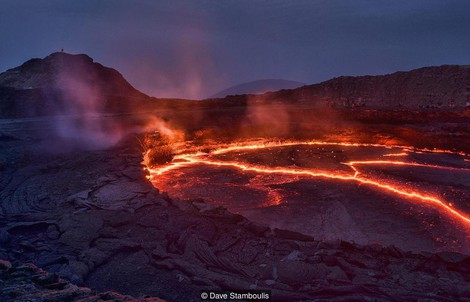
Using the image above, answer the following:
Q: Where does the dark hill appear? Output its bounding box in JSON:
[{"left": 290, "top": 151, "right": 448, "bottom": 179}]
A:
[
  {"left": 251, "top": 65, "right": 470, "bottom": 109},
  {"left": 0, "top": 52, "right": 150, "bottom": 118},
  {"left": 2, "top": 54, "right": 470, "bottom": 119}
]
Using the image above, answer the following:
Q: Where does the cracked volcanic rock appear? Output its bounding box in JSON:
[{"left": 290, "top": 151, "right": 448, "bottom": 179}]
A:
[
  {"left": 0, "top": 259, "right": 165, "bottom": 302},
  {"left": 1, "top": 132, "right": 469, "bottom": 302}
]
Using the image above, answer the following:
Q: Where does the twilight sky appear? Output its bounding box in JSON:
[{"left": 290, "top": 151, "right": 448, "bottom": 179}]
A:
[{"left": 1, "top": 0, "right": 470, "bottom": 99}]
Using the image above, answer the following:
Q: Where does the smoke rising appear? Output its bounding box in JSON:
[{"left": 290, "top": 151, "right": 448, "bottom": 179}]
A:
[
  {"left": 242, "top": 95, "right": 291, "bottom": 137},
  {"left": 52, "top": 68, "right": 119, "bottom": 149},
  {"left": 122, "top": 24, "right": 226, "bottom": 100},
  {"left": 46, "top": 55, "right": 181, "bottom": 150}
]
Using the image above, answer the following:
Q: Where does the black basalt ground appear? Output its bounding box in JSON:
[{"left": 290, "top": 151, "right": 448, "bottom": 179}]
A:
[{"left": 1, "top": 121, "right": 469, "bottom": 302}]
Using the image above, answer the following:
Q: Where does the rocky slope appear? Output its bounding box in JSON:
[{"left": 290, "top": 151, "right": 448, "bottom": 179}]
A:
[
  {"left": 0, "top": 52, "right": 143, "bottom": 95},
  {"left": 0, "top": 52, "right": 150, "bottom": 118},
  {"left": 251, "top": 65, "right": 470, "bottom": 109}
]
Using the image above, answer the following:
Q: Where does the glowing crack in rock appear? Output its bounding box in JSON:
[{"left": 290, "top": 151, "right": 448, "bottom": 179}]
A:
[
  {"left": 382, "top": 152, "right": 409, "bottom": 157},
  {"left": 146, "top": 139, "right": 470, "bottom": 229}
]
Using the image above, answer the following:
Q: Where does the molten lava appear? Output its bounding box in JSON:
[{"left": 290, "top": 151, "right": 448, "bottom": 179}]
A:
[{"left": 146, "top": 139, "right": 470, "bottom": 246}]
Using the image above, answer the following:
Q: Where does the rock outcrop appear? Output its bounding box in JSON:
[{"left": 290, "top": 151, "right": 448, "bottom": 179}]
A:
[{"left": 0, "top": 259, "right": 166, "bottom": 302}]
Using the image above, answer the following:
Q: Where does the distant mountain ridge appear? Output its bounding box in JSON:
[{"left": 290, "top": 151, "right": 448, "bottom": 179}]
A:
[
  {"left": 211, "top": 79, "right": 305, "bottom": 98},
  {"left": 1, "top": 53, "right": 470, "bottom": 119},
  {"left": 249, "top": 65, "right": 470, "bottom": 109}
]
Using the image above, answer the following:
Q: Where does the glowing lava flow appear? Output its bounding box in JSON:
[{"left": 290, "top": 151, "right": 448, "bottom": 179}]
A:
[
  {"left": 147, "top": 139, "right": 470, "bottom": 229},
  {"left": 346, "top": 160, "right": 470, "bottom": 172},
  {"left": 383, "top": 152, "right": 408, "bottom": 157}
]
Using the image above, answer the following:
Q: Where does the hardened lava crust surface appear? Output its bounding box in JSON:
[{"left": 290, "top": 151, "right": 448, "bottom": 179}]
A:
[{"left": 1, "top": 123, "right": 470, "bottom": 302}]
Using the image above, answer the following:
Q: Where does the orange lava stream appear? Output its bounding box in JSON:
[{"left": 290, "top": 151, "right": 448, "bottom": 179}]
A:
[
  {"left": 208, "top": 139, "right": 469, "bottom": 157},
  {"left": 346, "top": 160, "right": 470, "bottom": 172},
  {"left": 383, "top": 152, "right": 408, "bottom": 157},
  {"left": 147, "top": 139, "right": 470, "bottom": 229}
]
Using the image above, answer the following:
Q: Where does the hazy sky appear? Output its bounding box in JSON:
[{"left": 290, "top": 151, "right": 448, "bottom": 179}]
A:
[{"left": 1, "top": 0, "right": 470, "bottom": 99}]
